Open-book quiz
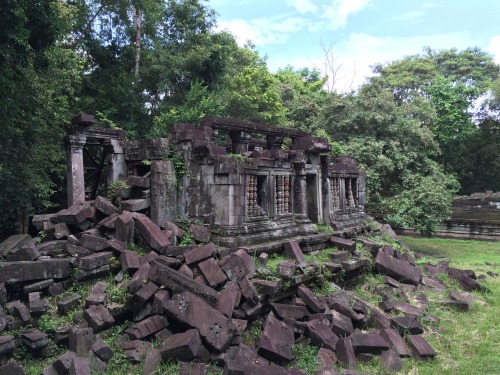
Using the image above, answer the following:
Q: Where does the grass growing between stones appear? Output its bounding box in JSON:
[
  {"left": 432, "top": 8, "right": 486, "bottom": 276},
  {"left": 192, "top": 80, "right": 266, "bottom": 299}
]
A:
[{"left": 356, "top": 236, "right": 500, "bottom": 375}]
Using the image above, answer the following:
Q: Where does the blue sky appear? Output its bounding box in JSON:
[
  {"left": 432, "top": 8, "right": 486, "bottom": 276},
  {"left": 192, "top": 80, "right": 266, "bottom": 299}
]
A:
[{"left": 210, "top": 0, "right": 500, "bottom": 91}]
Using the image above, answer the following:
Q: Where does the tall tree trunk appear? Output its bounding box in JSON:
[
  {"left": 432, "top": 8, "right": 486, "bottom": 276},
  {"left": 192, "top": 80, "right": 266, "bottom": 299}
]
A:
[{"left": 134, "top": 3, "right": 141, "bottom": 79}]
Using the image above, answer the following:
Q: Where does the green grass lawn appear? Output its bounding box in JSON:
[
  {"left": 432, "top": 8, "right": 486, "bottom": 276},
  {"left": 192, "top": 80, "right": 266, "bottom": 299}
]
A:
[{"left": 376, "top": 236, "right": 500, "bottom": 375}]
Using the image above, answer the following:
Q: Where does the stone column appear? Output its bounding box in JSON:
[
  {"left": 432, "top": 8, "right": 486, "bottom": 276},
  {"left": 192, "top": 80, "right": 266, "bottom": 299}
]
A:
[
  {"left": 66, "top": 135, "right": 86, "bottom": 206},
  {"left": 150, "top": 160, "right": 177, "bottom": 225},
  {"left": 106, "top": 139, "right": 127, "bottom": 186},
  {"left": 293, "top": 161, "right": 307, "bottom": 217},
  {"left": 229, "top": 131, "right": 251, "bottom": 154}
]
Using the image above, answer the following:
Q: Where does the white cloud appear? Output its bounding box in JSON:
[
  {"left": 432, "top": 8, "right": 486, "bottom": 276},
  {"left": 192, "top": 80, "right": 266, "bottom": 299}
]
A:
[
  {"left": 487, "top": 35, "right": 500, "bottom": 63},
  {"left": 286, "top": 0, "right": 317, "bottom": 14},
  {"left": 322, "top": 0, "right": 371, "bottom": 29},
  {"left": 396, "top": 10, "right": 425, "bottom": 21},
  {"left": 216, "top": 17, "right": 308, "bottom": 46}
]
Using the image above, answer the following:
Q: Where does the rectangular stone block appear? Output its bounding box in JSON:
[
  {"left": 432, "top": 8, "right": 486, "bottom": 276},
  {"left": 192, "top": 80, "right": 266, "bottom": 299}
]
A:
[
  {"left": 407, "top": 335, "right": 436, "bottom": 359},
  {"left": 375, "top": 251, "right": 421, "bottom": 285},
  {"left": 283, "top": 241, "right": 307, "bottom": 267},
  {"left": 122, "top": 198, "right": 151, "bottom": 212},
  {"left": 120, "top": 250, "right": 141, "bottom": 273},
  {"left": 270, "top": 303, "right": 309, "bottom": 320},
  {"left": 197, "top": 258, "right": 227, "bottom": 288},
  {"left": 238, "top": 277, "right": 259, "bottom": 306},
  {"left": 350, "top": 333, "right": 389, "bottom": 354},
  {"left": 23, "top": 279, "right": 54, "bottom": 294},
  {"left": 160, "top": 329, "right": 202, "bottom": 362},
  {"left": 80, "top": 234, "right": 108, "bottom": 252},
  {"left": 134, "top": 215, "right": 170, "bottom": 253},
  {"left": 258, "top": 313, "right": 294, "bottom": 362},
  {"left": 253, "top": 279, "right": 282, "bottom": 295},
  {"left": 379, "top": 328, "right": 411, "bottom": 357},
  {"left": 184, "top": 243, "right": 216, "bottom": 265},
  {"left": 116, "top": 211, "right": 135, "bottom": 243},
  {"left": 305, "top": 320, "right": 339, "bottom": 351},
  {"left": 297, "top": 285, "right": 326, "bottom": 313},
  {"left": 69, "top": 327, "right": 94, "bottom": 356},
  {"left": 164, "top": 291, "right": 237, "bottom": 352},
  {"left": 217, "top": 282, "right": 241, "bottom": 318},
  {"left": 331, "top": 237, "right": 356, "bottom": 252},
  {"left": 78, "top": 252, "right": 113, "bottom": 270},
  {"left": 53, "top": 205, "right": 93, "bottom": 225},
  {"left": 126, "top": 315, "right": 167, "bottom": 340},
  {"left": 0, "top": 259, "right": 70, "bottom": 283},
  {"left": 84, "top": 304, "right": 115, "bottom": 332}
]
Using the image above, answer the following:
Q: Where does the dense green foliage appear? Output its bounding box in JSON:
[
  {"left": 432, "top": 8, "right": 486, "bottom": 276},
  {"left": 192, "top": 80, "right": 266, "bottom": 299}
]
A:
[{"left": 1, "top": 0, "right": 499, "bottom": 237}]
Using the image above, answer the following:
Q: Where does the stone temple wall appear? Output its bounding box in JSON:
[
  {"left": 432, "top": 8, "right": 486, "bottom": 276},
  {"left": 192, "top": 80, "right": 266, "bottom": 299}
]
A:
[{"left": 65, "top": 114, "right": 368, "bottom": 250}]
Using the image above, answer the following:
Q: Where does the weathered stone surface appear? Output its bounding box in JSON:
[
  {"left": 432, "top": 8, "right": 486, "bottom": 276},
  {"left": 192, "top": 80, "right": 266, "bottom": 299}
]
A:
[
  {"left": 89, "top": 351, "right": 107, "bottom": 372},
  {"left": 449, "top": 290, "right": 474, "bottom": 309},
  {"left": 160, "top": 220, "right": 185, "bottom": 238},
  {"left": 40, "top": 364, "right": 59, "bottom": 375},
  {"left": 217, "top": 282, "right": 241, "bottom": 318},
  {"left": 156, "top": 255, "right": 181, "bottom": 269},
  {"left": 184, "top": 243, "right": 216, "bottom": 265},
  {"left": 179, "top": 361, "right": 206, "bottom": 375},
  {"left": 297, "top": 285, "right": 326, "bottom": 313},
  {"left": 198, "top": 258, "right": 227, "bottom": 288},
  {"left": 329, "top": 251, "right": 349, "bottom": 261},
  {"left": 284, "top": 241, "right": 307, "bottom": 267},
  {"left": 178, "top": 264, "right": 194, "bottom": 279},
  {"left": 324, "top": 262, "right": 342, "bottom": 274},
  {"left": 130, "top": 282, "right": 159, "bottom": 311},
  {"left": 407, "top": 335, "right": 436, "bottom": 359},
  {"left": 95, "top": 196, "right": 117, "bottom": 216},
  {"left": 276, "top": 261, "right": 297, "bottom": 278},
  {"left": 391, "top": 316, "right": 424, "bottom": 335},
  {"left": 58, "top": 293, "right": 81, "bottom": 315},
  {"left": 258, "top": 313, "right": 294, "bottom": 362},
  {"left": 141, "top": 348, "right": 161, "bottom": 375},
  {"left": 446, "top": 266, "right": 485, "bottom": 292},
  {"left": 53, "top": 351, "right": 77, "bottom": 374},
  {"left": 336, "top": 337, "right": 356, "bottom": 369},
  {"left": 220, "top": 253, "right": 250, "bottom": 281},
  {"left": 80, "top": 234, "right": 108, "bottom": 252},
  {"left": 0, "top": 234, "right": 32, "bottom": 257},
  {"left": 331, "top": 237, "right": 356, "bottom": 252},
  {"left": 129, "top": 262, "right": 151, "bottom": 294},
  {"left": 85, "top": 281, "right": 108, "bottom": 307},
  {"left": 7, "top": 300, "right": 31, "bottom": 323},
  {"left": 164, "top": 291, "right": 237, "bottom": 352},
  {"left": 350, "top": 333, "right": 389, "bottom": 354},
  {"left": 120, "top": 250, "right": 141, "bottom": 273},
  {"left": 253, "top": 279, "right": 282, "bottom": 295},
  {"left": 270, "top": 303, "right": 309, "bottom": 320},
  {"left": 67, "top": 244, "right": 92, "bottom": 258},
  {"left": 6, "top": 242, "right": 40, "bottom": 261},
  {"left": 53, "top": 205, "right": 93, "bottom": 225},
  {"left": 189, "top": 224, "right": 211, "bottom": 242},
  {"left": 127, "top": 315, "right": 167, "bottom": 340},
  {"left": 305, "top": 320, "right": 339, "bottom": 351},
  {"left": 375, "top": 251, "right": 421, "bottom": 285},
  {"left": 0, "top": 361, "right": 26, "bottom": 375},
  {"left": 84, "top": 304, "right": 115, "bottom": 331},
  {"left": 69, "top": 327, "right": 94, "bottom": 356},
  {"left": 78, "top": 251, "right": 113, "bottom": 270},
  {"left": 239, "top": 277, "right": 259, "bottom": 306},
  {"left": 33, "top": 213, "right": 57, "bottom": 230},
  {"left": 69, "top": 356, "right": 91, "bottom": 375},
  {"left": 421, "top": 276, "right": 446, "bottom": 290},
  {"left": 317, "top": 347, "right": 337, "bottom": 371},
  {"left": 121, "top": 340, "right": 152, "bottom": 362},
  {"left": 379, "top": 301, "right": 424, "bottom": 316},
  {"left": 76, "top": 264, "right": 110, "bottom": 281},
  {"left": 29, "top": 292, "right": 49, "bottom": 314},
  {"left": 149, "top": 260, "right": 219, "bottom": 307},
  {"left": 379, "top": 329, "right": 411, "bottom": 357},
  {"left": 160, "top": 329, "right": 202, "bottom": 361},
  {"left": 134, "top": 215, "right": 170, "bottom": 252},
  {"left": 122, "top": 198, "right": 151, "bottom": 212},
  {"left": 330, "top": 310, "right": 354, "bottom": 338},
  {"left": 110, "top": 211, "right": 132, "bottom": 243},
  {"left": 380, "top": 349, "right": 403, "bottom": 372},
  {"left": 23, "top": 279, "right": 54, "bottom": 294},
  {"left": 0, "top": 334, "right": 15, "bottom": 355},
  {"left": 92, "top": 338, "right": 114, "bottom": 362},
  {"left": 36, "top": 240, "right": 67, "bottom": 256},
  {"left": 20, "top": 328, "right": 49, "bottom": 350}
]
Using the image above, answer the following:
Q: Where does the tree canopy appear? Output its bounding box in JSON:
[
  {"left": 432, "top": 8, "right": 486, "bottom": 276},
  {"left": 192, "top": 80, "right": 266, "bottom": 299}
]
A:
[{"left": 1, "top": 0, "right": 499, "bottom": 237}]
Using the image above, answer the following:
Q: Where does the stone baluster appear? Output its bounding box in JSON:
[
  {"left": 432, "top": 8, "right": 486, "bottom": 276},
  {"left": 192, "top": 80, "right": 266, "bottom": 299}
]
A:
[
  {"left": 66, "top": 135, "right": 86, "bottom": 206},
  {"left": 284, "top": 175, "right": 290, "bottom": 214}
]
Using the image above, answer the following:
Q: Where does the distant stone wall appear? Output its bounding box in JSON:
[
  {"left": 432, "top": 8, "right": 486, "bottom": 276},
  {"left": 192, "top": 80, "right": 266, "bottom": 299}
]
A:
[{"left": 396, "top": 191, "right": 500, "bottom": 241}]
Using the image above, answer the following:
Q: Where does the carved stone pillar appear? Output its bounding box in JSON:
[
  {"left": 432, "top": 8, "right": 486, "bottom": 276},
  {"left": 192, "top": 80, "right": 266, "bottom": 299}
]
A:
[
  {"left": 106, "top": 139, "right": 127, "bottom": 186},
  {"left": 229, "top": 131, "right": 251, "bottom": 154},
  {"left": 150, "top": 160, "right": 177, "bottom": 225},
  {"left": 293, "top": 162, "right": 307, "bottom": 217},
  {"left": 66, "top": 135, "right": 86, "bottom": 206}
]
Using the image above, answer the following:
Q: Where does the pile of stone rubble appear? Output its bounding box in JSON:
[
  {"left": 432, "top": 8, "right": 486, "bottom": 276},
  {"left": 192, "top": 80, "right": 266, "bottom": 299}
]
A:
[{"left": 0, "top": 197, "right": 494, "bottom": 375}]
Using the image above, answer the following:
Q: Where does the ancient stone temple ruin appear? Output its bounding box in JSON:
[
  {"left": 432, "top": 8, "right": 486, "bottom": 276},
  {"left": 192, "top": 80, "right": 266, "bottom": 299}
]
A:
[{"left": 66, "top": 114, "right": 367, "bottom": 249}]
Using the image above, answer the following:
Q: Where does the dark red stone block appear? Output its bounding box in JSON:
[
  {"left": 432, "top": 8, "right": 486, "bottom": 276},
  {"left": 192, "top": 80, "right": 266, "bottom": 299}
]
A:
[
  {"left": 379, "top": 328, "right": 411, "bottom": 357},
  {"left": 69, "top": 327, "right": 93, "bottom": 356},
  {"left": 380, "top": 349, "right": 403, "bottom": 372},
  {"left": 331, "top": 237, "right": 356, "bottom": 252},
  {"left": 283, "top": 241, "right": 307, "bottom": 267},
  {"left": 126, "top": 315, "right": 167, "bottom": 340},
  {"left": 379, "top": 301, "right": 424, "bottom": 316},
  {"left": 350, "top": 333, "right": 389, "bottom": 354},
  {"left": 78, "top": 251, "right": 113, "bottom": 270},
  {"left": 270, "top": 303, "right": 309, "bottom": 320},
  {"left": 198, "top": 258, "right": 227, "bottom": 288},
  {"left": 305, "top": 320, "right": 339, "bottom": 351},
  {"left": 239, "top": 277, "right": 259, "bottom": 306},
  {"left": 336, "top": 337, "right": 356, "bottom": 369},
  {"left": 375, "top": 251, "right": 421, "bottom": 285},
  {"left": 217, "top": 282, "right": 241, "bottom": 318},
  {"left": 179, "top": 361, "right": 206, "bottom": 375},
  {"left": 330, "top": 310, "right": 354, "bottom": 338},
  {"left": 80, "top": 234, "right": 108, "bottom": 252},
  {"left": 134, "top": 215, "right": 170, "bottom": 253},
  {"left": 84, "top": 304, "right": 115, "bottom": 332},
  {"left": 297, "top": 285, "right": 326, "bottom": 313},
  {"left": 164, "top": 291, "right": 237, "bottom": 352},
  {"left": 188, "top": 224, "right": 211, "bottom": 242},
  {"left": 391, "top": 316, "right": 424, "bottom": 335},
  {"left": 184, "top": 243, "right": 216, "bottom": 265},
  {"left": 258, "top": 313, "right": 294, "bottom": 362},
  {"left": 160, "top": 329, "right": 202, "bottom": 361},
  {"left": 130, "top": 281, "right": 159, "bottom": 311},
  {"left": 407, "top": 335, "right": 436, "bottom": 359}
]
